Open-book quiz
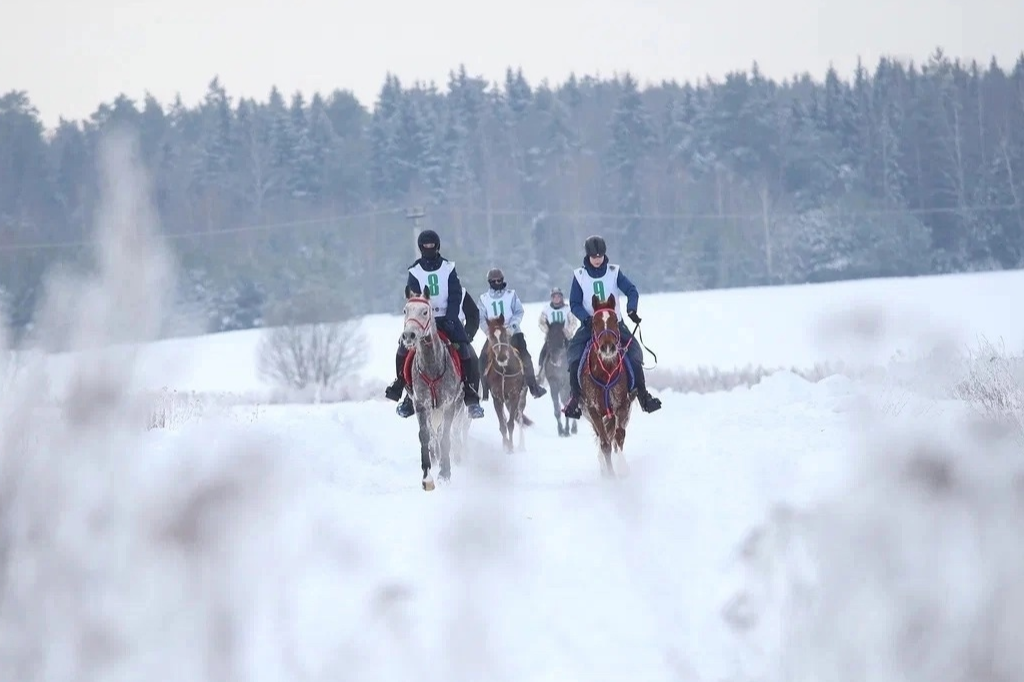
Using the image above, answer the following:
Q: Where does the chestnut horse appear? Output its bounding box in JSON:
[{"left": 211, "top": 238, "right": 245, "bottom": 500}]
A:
[
  {"left": 578, "top": 294, "right": 634, "bottom": 478},
  {"left": 482, "top": 315, "right": 527, "bottom": 452},
  {"left": 400, "top": 289, "right": 464, "bottom": 490}
]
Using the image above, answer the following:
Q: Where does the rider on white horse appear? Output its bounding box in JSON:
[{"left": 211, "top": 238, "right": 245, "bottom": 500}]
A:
[
  {"left": 384, "top": 229, "right": 485, "bottom": 419},
  {"left": 477, "top": 267, "right": 547, "bottom": 398},
  {"left": 536, "top": 286, "right": 578, "bottom": 382},
  {"left": 561, "top": 235, "right": 663, "bottom": 419}
]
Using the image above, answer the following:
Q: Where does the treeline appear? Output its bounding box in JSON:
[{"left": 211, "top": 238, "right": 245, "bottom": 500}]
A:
[{"left": 0, "top": 48, "right": 1022, "bottom": 334}]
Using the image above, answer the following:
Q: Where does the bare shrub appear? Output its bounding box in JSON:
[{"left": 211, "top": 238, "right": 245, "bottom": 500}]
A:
[
  {"left": 949, "top": 336, "right": 1024, "bottom": 443},
  {"left": 647, "top": 361, "right": 849, "bottom": 394},
  {"left": 144, "top": 388, "right": 264, "bottom": 430},
  {"left": 256, "top": 320, "right": 367, "bottom": 401}
]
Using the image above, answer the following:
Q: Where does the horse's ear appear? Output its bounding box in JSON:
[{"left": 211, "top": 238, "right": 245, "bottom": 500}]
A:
[
  {"left": 591, "top": 294, "right": 601, "bottom": 311},
  {"left": 607, "top": 293, "right": 616, "bottom": 309},
  {"left": 405, "top": 286, "right": 413, "bottom": 299},
  {"left": 497, "top": 313, "right": 505, "bottom": 325},
  {"left": 423, "top": 287, "right": 431, "bottom": 300}
]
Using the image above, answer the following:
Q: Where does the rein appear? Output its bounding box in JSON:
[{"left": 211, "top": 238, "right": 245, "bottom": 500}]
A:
[{"left": 485, "top": 330, "right": 523, "bottom": 379}]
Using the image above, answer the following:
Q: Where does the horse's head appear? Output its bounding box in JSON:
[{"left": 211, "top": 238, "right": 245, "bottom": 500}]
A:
[
  {"left": 486, "top": 314, "right": 516, "bottom": 368},
  {"left": 401, "top": 288, "right": 436, "bottom": 349},
  {"left": 545, "top": 320, "right": 566, "bottom": 345},
  {"left": 591, "top": 294, "right": 621, "bottom": 361}
]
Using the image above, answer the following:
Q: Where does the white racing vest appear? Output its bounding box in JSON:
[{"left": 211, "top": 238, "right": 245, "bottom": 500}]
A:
[
  {"left": 573, "top": 263, "right": 624, "bottom": 317},
  {"left": 479, "top": 289, "right": 519, "bottom": 333},
  {"left": 409, "top": 260, "right": 456, "bottom": 317},
  {"left": 542, "top": 304, "right": 569, "bottom": 326}
]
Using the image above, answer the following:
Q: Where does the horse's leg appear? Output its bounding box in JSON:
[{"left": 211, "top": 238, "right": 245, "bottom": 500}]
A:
[
  {"left": 493, "top": 395, "right": 510, "bottom": 451},
  {"left": 505, "top": 399, "right": 516, "bottom": 453},
  {"left": 516, "top": 387, "right": 527, "bottom": 451},
  {"left": 417, "top": 408, "right": 434, "bottom": 491},
  {"left": 613, "top": 417, "right": 629, "bottom": 478},
  {"left": 438, "top": 406, "right": 453, "bottom": 482},
  {"left": 452, "top": 408, "right": 467, "bottom": 466},
  {"left": 592, "top": 414, "right": 614, "bottom": 478},
  {"left": 506, "top": 392, "right": 518, "bottom": 453},
  {"left": 549, "top": 379, "right": 566, "bottom": 436}
]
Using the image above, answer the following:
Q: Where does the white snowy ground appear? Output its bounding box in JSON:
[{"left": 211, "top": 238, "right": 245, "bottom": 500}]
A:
[
  {"left": 5, "top": 135, "right": 1024, "bottom": 680},
  {"left": 19, "top": 344, "right": 1017, "bottom": 682},
  {"left": 124, "top": 369, "right": 867, "bottom": 682}
]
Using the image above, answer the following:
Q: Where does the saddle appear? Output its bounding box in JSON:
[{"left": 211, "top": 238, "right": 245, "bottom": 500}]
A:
[{"left": 403, "top": 330, "right": 464, "bottom": 384}]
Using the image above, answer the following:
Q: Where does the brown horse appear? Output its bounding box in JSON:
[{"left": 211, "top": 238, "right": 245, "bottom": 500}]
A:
[
  {"left": 482, "top": 314, "right": 528, "bottom": 452},
  {"left": 578, "top": 294, "right": 633, "bottom": 478}
]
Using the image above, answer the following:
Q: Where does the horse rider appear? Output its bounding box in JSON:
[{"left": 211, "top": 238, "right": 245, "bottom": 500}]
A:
[
  {"left": 384, "top": 229, "right": 485, "bottom": 419},
  {"left": 536, "top": 286, "right": 578, "bottom": 383},
  {"left": 561, "top": 235, "right": 663, "bottom": 419},
  {"left": 477, "top": 267, "right": 548, "bottom": 399}
]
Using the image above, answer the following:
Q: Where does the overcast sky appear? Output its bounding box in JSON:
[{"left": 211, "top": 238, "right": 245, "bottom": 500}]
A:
[{"left": 2, "top": 0, "right": 1020, "bottom": 129}]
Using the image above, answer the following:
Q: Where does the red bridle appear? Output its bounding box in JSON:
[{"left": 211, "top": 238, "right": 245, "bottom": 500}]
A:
[{"left": 404, "top": 296, "right": 434, "bottom": 333}]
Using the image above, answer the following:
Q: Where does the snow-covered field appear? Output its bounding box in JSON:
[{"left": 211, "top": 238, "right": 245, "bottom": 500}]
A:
[
  {"left": 35, "top": 266, "right": 1024, "bottom": 401},
  {"left": 3, "top": 136, "right": 1024, "bottom": 681}
]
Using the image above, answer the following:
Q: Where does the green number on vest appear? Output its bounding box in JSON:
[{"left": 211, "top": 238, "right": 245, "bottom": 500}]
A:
[
  {"left": 426, "top": 273, "right": 440, "bottom": 296},
  {"left": 491, "top": 300, "right": 504, "bottom": 317},
  {"left": 552, "top": 310, "right": 564, "bottom": 323},
  {"left": 593, "top": 281, "right": 606, "bottom": 301}
]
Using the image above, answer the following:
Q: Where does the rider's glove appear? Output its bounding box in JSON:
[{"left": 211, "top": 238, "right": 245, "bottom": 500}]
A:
[{"left": 627, "top": 310, "right": 641, "bottom": 325}]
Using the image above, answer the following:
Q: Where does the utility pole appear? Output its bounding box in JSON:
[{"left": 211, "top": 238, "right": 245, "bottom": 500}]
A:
[{"left": 405, "top": 206, "right": 426, "bottom": 259}]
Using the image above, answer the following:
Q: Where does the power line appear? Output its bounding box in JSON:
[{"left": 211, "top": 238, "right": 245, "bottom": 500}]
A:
[
  {"left": 0, "top": 202, "right": 1019, "bottom": 254},
  {"left": 0, "top": 207, "right": 405, "bottom": 254}
]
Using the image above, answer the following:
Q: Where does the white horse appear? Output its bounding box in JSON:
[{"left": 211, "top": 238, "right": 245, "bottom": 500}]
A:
[{"left": 400, "top": 289, "right": 465, "bottom": 491}]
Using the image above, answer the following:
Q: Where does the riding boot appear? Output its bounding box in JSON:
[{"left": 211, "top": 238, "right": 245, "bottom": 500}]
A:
[
  {"left": 523, "top": 354, "right": 547, "bottom": 398},
  {"left": 630, "top": 357, "right": 662, "bottom": 414},
  {"left": 386, "top": 346, "right": 415, "bottom": 416},
  {"left": 459, "top": 345, "right": 485, "bottom": 419},
  {"left": 562, "top": 359, "right": 583, "bottom": 419}
]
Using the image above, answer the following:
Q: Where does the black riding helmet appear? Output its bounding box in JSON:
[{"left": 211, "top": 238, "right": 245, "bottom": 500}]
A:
[
  {"left": 486, "top": 267, "right": 506, "bottom": 291},
  {"left": 417, "top": 229, "right": 441, "bottom": 259},
  {"left": 584, "top": 235, "right": 607, "bottom": 258}
]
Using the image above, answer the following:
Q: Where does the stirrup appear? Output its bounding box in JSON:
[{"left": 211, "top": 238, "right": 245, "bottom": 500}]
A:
[
  {"left": 637, "top": 390, "right": 662, "bottom": 413},
  {"left": 396, "top": 396, "right": 414, "bottom": 418},
  {"left": 563, "top": 397, "right": 582, "bottom": 418}
]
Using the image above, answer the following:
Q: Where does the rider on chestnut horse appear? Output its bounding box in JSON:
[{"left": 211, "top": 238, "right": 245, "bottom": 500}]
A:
[
  {"left": 561, "top": 235, "right": 663, "bottom": 419},
  {"left": 478, "top": 267, "right": 548, "bottom": 399},
  {"left": 384, "top": 229, "right": 486, "bottom": 419}
]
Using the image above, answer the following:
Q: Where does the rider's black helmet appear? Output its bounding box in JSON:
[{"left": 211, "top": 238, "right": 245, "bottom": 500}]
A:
[
  {"left": 487, "top": 267, "right": 506, "bottom": 290},
  {"left": 417, "top": 229, "right": 440, "bottom": 259},
  {"left": 584, "top": 235, "right": 607, "bottom": 258}
]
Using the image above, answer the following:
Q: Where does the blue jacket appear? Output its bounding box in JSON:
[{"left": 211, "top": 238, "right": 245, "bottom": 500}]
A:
[
  {"left": 569, "top": 257, "right": 639, "bottom": 324},
  {"left": 405, "top": 254, "right": 463, "bottom": 323}
]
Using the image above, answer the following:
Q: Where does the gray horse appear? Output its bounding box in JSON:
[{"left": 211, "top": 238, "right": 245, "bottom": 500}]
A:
[
  {"left": 541, "top": 320, "right": 578, "bottom": 437},
  {"left": 400, "top": 289, "right": 464, "bottom": 490}
]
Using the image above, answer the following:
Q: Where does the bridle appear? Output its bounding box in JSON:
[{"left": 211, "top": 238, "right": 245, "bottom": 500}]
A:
[
  {"left": 486, "top": 325, "right": 522, "bottom": 377},
  {"left": 592, "top": 308, "right": 622, "bottom": 351},
  {"left": 403, "top": 296, "right": 435, "bottom": 339}
]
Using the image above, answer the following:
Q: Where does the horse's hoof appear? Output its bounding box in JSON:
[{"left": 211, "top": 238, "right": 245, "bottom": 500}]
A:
[{"left": 422, "top": 475, "right": 435, "bottom": 491}]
